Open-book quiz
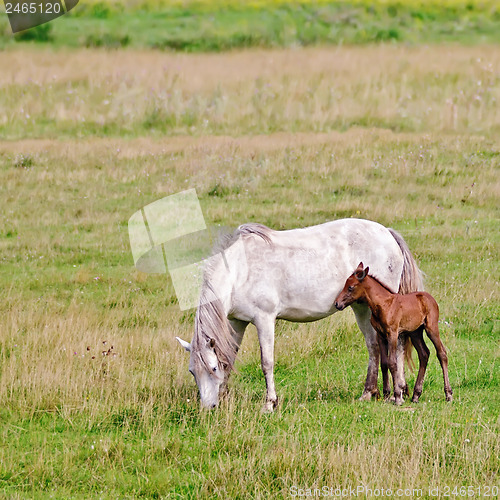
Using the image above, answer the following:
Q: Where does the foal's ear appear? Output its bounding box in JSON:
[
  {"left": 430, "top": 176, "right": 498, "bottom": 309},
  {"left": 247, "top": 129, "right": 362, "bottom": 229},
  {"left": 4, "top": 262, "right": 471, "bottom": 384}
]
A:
[
  {"left": 355, "top": 263, "right": 368, "bottom": 281},
  {"left": 362, "top": 266, "right": 369, "bottom": 280}
]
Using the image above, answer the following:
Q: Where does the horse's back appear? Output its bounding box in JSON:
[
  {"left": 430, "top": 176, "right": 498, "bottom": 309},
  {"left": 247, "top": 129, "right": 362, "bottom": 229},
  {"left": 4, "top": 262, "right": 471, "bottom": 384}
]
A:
[
  {"left": 234, "top": 219, "right": 405, "bottom": 321},
  {"left": 245, "top": 219, "right": 404, "bottom": 289}
]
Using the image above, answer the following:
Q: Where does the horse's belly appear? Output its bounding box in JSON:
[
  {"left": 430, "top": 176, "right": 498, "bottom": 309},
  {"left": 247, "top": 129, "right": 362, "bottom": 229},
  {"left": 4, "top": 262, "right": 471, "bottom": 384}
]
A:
[
  {"left": 276, "top": 287, "right": 340, "bottom": 322},
  {"left": 277, "top": 305, "right": 338, "bottom": 322}
]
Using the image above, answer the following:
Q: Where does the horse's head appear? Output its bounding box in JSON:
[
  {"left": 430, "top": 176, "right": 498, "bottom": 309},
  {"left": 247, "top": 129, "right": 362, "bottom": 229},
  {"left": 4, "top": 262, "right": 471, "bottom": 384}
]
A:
[
  {"left": 335, "top": 262, "right": 369, "bottom": 311},
  {"left": 176, "top": 336, "right": 229, "bottom": 408}
]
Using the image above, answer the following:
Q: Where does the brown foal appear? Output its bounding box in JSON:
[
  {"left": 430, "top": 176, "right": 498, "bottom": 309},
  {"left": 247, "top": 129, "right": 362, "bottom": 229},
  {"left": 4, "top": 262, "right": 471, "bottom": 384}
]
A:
[{"left": 335, "top": 262, "right": 453, "bottom": 405}]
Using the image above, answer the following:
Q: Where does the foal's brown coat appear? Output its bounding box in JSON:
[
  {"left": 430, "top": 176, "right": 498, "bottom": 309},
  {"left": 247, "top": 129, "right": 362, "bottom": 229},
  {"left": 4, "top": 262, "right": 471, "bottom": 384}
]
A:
[{"left": 335, "top": 263, "right": 453, "bottom": 404}]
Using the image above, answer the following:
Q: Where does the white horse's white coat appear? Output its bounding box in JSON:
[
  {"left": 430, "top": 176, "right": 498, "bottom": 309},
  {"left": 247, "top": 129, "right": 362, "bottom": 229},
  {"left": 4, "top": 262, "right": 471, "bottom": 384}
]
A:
[{"left": 177, "top": 219, "right": 423, "bottom": 410}]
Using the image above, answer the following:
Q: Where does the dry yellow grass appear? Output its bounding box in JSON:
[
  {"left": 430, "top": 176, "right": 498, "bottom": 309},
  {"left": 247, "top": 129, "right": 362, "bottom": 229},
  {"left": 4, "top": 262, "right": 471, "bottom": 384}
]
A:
[
  {"left": 4, "top": 46, "right": 499, "bottom": 89},
  {"left": 1, "top": 45, "right": 500, "bottom": 137}
]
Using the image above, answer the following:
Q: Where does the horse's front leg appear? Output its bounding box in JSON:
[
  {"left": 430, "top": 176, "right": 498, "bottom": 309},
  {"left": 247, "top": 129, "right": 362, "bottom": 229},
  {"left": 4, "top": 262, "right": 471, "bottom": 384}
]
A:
[
  {"left": 254, "top": 315, "right": 278, "bottom": 412},
  {"left": 218, "top": 319, "right": 249, "bottom": 397},
  {"left": 387, "top": 332, "right": 403, "bottom": 405},
  {"left": 377, "top": 334, "right": 391, "bottom": 399},
  {"left": 352, "top": 304, "right": 380, "bottom": 400}
]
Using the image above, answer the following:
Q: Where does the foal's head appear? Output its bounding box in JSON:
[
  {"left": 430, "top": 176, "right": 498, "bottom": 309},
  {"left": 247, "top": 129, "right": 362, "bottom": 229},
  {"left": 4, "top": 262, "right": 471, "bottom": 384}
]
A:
[{"left": 335, "top": 262, "right": 369, "bottom": 311}]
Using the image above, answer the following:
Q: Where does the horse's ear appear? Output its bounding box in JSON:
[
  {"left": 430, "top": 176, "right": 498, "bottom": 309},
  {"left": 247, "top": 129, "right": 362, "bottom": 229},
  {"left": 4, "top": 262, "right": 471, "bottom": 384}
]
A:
[
  {"left": 176, "top": 337, "right": 191, "bottom": 352},
  {"left": 208, "top": 338, "right": 216, "bottom": 349}
]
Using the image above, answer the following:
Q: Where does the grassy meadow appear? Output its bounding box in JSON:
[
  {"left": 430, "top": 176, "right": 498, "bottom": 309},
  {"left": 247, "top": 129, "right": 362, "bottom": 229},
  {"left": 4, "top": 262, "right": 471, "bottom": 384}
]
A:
[
  {"left": 0, "top": 13, "right": 499, "bottom": 500},
  {"left": 2, "top": 0, "right": 500, "bottom": 49}
]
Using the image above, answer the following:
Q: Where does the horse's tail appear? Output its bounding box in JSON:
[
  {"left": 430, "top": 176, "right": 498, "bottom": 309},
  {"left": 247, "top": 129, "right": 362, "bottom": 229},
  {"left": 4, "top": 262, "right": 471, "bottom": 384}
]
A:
[
  {"left": 388, "top": 228, "right": 424, "bottom": 295},
  {"left": 389, "top": 228, "right": 425, "bottom": 371}
]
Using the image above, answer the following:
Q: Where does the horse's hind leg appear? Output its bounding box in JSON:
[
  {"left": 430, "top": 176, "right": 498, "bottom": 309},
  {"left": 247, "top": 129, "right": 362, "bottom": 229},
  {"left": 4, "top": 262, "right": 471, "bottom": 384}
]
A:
[
  {"left": 397, "top": 336, "right": 410, "bottom": 397},
  {"left": 377, "top": 334, "right": 391, "bottom": 399},
  {"left": 424, "top": 318, "right": 453, "bottom": 402},
  {"left": 409, "top": 328, "right": 430, "bottom": 403},
  {"left": 352, "top": 303, "right": 381, "bottom": 400}
]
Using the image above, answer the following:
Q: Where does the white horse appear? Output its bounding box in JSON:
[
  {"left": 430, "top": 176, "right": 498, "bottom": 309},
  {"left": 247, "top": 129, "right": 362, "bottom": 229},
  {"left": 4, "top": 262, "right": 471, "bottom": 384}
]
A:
[{"left": 176, "top": 219, "right": 423, "bottom": 411}]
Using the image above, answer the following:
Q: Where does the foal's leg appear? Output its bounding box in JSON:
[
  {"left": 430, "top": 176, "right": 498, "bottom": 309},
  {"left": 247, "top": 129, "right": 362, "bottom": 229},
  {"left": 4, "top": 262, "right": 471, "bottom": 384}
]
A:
[
  {"left": 352, "top": 304, "right": 380, "bottom": 400},
  {"left": 409, "top": 328, "right": 430, "bottom": 403},
  {"left": 254, "top": 314, "right": 279, "bottom": 412},
  {"left": 377, "top": 334, "right": 391, "bottom": 399},
  {"left": 424, "top": 319, "right": 453, "bottom": 402},
  {"left": 387, "top": 331, "right": 403, "bottom": 405}
]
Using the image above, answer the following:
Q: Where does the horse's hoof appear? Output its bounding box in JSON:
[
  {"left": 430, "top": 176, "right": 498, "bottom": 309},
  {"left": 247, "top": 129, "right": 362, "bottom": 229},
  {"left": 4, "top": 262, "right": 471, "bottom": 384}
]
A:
[
  {"left": 359, "top": 390, "right": 378, "bottom": 401},
  {"left": 261, "top": 400, "right": 277, "bottom": 413},
  {"left": 446, "top": 394, "right": 453, "bottom": 402},
  {"left": 411, "top": 396, "right": 420, "bottom": 403},
  {"left": 394, "top": 398, "right": 403, "bottom": 406}
]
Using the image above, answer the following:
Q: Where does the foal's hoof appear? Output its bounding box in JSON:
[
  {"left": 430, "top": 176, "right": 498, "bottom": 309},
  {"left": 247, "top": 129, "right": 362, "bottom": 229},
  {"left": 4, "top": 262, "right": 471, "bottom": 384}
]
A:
[{"left": 446, "top": 394, "right": 453, "bottom": 402}]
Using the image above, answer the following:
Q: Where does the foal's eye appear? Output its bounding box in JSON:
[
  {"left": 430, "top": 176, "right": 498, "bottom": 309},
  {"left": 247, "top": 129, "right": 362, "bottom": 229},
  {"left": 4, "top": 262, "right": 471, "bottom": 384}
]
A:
[{"left": 348, "top": 286, "right": 354, "bottom": 292}]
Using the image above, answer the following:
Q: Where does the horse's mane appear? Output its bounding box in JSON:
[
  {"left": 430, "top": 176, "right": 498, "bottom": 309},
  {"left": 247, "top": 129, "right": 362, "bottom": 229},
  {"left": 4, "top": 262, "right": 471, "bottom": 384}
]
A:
[
  {"left": 237, "top": 223, "right": 273, "bottom": 245},
  {"left": 193, "top": 223, "right": 273, "bottom": 370},
  {"left": 192, "top": 281, "right": 238, "bottom": 370},
  {"left": 202, "top": 223, "right": 273, "bottom": 282}
]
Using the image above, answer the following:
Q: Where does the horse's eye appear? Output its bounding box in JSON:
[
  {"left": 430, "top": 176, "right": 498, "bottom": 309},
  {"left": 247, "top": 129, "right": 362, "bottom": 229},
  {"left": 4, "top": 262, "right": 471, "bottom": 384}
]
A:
[
  {"left": 348, "top": 286, "right": 354, "bottom": 292},
  {"left": 212, "top": 366, "right": 217, "bottom": 373}
]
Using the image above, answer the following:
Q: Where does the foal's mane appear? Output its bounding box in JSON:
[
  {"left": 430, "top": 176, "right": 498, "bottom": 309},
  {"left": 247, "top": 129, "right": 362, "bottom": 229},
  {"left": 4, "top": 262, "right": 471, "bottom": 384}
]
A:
[
  {"left": 193, "top": 223, "right": 274, "bottom": 370},
  {"left": 366, "top": 273, "right": 395, "bottom": 294}
]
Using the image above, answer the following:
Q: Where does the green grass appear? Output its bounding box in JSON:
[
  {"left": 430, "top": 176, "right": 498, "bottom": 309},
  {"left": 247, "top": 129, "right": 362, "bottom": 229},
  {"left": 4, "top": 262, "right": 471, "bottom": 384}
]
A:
[
  {"left": 0, "top": 128, "right": 498, "bottom": 497},
  {"left": 0, "top": 30, "right": 499, "bottom": 499},
  {"left": 2, "top": 0, "right": 500, "bottom": 50}
]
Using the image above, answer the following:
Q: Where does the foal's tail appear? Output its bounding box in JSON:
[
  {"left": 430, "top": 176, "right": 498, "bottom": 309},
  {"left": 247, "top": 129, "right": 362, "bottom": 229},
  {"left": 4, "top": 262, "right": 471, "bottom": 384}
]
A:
[{"left": 389, "top": 228, "right": 425, "bottom": 371}]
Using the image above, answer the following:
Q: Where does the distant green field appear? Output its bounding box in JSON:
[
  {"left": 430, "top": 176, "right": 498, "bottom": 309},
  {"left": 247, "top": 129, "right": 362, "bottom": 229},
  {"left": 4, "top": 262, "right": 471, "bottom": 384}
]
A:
[{"left": 2, "top": 0, "right": 500, "bottom": 50}]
